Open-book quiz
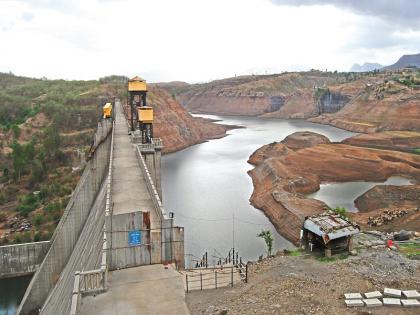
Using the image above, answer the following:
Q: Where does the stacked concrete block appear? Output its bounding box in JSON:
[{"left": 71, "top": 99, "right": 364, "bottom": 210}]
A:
[
  {"left": 364, "top": 291, "right": 382, "bottom": 299},
  {"left": 345, "top": 288, "right": 420, "bottom": 309},
  {"left": 345, "top": 299, "right": 363, "bottom": 307},
  {"left": 383, "top": 298, "right": 401, "bottom": 306},
  {"left": 363, "top": 299, "right": 383, "bottom": 307},
  {"left": 384, "top": 288, "right": 402, "bottom": 298},
  {"left": 402, "top": 290, "right": 420, "bottom": 299},
  {"left": 344, "top": 293, "right": 363, "bottom": 299},
  {"left": 401, "top": 299, "right": 420, "bottom": 307}
]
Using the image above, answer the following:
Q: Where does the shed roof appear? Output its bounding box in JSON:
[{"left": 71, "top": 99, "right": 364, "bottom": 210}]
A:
[{"left": 304, "top": 212, "right": 359, "bottom": 244}]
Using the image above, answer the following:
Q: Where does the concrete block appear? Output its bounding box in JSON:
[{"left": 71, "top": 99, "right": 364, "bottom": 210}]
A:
[
  {"left": 363, "top": 298, "right": 383, "bottom": 307},
  {"left": 383, "top": 298, "right": 401, "bottom": 306},
  {"left": 384, "top": 288, "right": 401, "bottom": 297},
  {"left": 401, "top": 299, "right": 420, "bottom": 307},
  {"left": 345, "top": 299, "right": 364, "bottom": 307},
  {"left": 344, "top": 293, "right": 363, "bottom": 300},
  {"left": 364, "top": 291, "right": 382, "bottom": 299},
  {"left": 402, "top": 290, "right": 420, "bottom": 299}
]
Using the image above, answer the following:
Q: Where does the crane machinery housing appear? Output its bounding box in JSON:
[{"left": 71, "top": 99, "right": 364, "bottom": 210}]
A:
[{"left": 128, "top": 76, "right": 154, "bottom": 144}]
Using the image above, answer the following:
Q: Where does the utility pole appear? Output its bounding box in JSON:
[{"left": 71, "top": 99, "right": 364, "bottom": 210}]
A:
[{"left": 232, "top": 212, "right": 235, "bottom": 258}]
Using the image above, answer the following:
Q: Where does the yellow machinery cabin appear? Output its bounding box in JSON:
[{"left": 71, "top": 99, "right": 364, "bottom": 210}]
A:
[
  {"left": 103, "top": 102, "right": 113, "bottom": 119},
  {"left": 128, "top": 76, "right": 147, "bottom": 92},
  {"left": 138, "top": 106, "right": 153, "bottom": 123}
]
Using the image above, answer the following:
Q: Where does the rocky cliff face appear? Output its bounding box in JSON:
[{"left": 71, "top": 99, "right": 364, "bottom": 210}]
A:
[
  {"left": 163, "top": 70, "right": 420, "bottom": 134},
  {"left": 175, "top": 72, "right": 342, "bottom": 118},
  {"left": 248, "top": 131, "right": 420, "bottom": 245},
  {"left": 318, "top": 91, "right": 350, "bottom": 114},
  {"left": 146, "top": 86, "right": 235, "bottom": 153}
]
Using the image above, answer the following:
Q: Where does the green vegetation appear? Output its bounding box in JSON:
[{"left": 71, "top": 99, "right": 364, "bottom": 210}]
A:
[
  {"left": 316, "top": 253, "right": 348, "bottom": 263},
  {"left": 0, "top": 72, "right": 127, "bottom": 245},
  {"left": 316, "top": 256, "right": 336, "bottom": 263},
  {"left": 413, "top": 148, "right": 420, "bottom": 155},
  {"left": 314, "top": 86, "right": 329, "bottom": 99},
  {"left": 289, "top": 249, "right": 302, "bottom": 257},
  {"left": 331, "top": 206, "right": 349, "bottom": 219},
  {"left": 398, "top": 242, "right": 420, "bottom": 260},
  {"left": 258, "top": 229, "right": 274, "bottom": 256}
]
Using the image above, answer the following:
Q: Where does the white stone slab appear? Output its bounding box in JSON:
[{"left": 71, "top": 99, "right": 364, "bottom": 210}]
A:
[
  {"left": 383, "top": 298, "right": 401, "bottom": 306},
  {"left": 345, "top": 299, "right": 364, "bottom": 307},
  {"left": 364, "top": 291, "right": 382, "bottom": 299},
  {"left": 384, "top": 288, "right": 401, "bottom": 297},
  {"left": 345, "top": 293, "right": 363, "bottom": 299},
  {"left": 402, "top": 290, "right": 420, "bottom": 299},
  {"left": 401, "top": 299, "right": 420, "bottom": 307},
  {"left": 363, "top": 298, "right": 383, "bottom": 307}
]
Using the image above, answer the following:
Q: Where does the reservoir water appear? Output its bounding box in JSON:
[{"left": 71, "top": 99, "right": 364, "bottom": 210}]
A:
[
  {"left": 307, "top": 176, "right": 413, "bottom": 212},
  {"left": 162, "top": 115, "right": 356, "bottom": 266},
  {"left": 0, "top": 276, "right": 31, "bottom": 315}
]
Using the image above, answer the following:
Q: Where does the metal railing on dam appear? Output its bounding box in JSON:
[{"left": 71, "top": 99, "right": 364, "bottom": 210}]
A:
[
  {"left": 69, "top": 119, "right": 114, "bottom": 315},
  {"left": 17, "top": 119, "right": 113, "bottom": 315}
]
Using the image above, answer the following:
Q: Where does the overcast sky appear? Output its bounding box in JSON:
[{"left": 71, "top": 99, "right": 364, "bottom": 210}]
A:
[{"left": 0, "top": 0, "right": 419, "bottom": 82}]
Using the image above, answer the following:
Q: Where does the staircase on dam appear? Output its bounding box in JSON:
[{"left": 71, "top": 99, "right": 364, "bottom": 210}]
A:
[{"left": 13, "top": 99, "right": 186, "bottom": 315}]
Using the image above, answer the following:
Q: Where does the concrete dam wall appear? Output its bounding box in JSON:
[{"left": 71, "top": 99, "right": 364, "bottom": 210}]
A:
[
  {"left": 17, "top": 119, "right": 113, "bottom": 315},
  {"left": 0, "top": 241, "right": 50, "bottom": 279}
]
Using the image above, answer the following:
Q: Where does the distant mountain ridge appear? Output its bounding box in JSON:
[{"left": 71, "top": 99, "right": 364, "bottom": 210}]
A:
[
  {"left": 350, "top": 62, "right": 383, "bottom": 72},
  {"left": 383, "top": 53, "right": 420, "bottom": 70},
  {"left": 350, "top": 53, "right": 420, "bottom": 72}
]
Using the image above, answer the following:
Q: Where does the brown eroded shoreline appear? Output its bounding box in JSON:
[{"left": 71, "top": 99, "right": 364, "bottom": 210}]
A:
[{"left": 248, "top": 131, "right": 420, "bottom": 245}]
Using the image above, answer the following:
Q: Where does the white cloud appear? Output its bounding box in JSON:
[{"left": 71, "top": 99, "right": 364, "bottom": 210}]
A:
[{"left": 0, "top": 0, "right": 418, "bottom": 82}]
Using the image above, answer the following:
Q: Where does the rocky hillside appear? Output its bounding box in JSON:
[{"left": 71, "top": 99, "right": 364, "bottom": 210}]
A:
[
  {"left": 172, "top": 72, "right": 344, "bottom": 118},
  {"left": 148, "top": 86, "right": 234, "bottom": 153},
  {"left": 310, "top": 77, "right": 420, "bottom": 132},
  {"left": 163, "top": 69, "right": 420, "bottom": 133}
]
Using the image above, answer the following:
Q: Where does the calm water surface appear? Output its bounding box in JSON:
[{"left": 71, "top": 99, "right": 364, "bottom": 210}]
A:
[
  {"left": 0, "top": 276, "right": 31, "bottom": 315},
  {"left": 308, "top": 177, "right": 413, "bottom": 212},
  {"left": 162, "top": 114, "right": 356, "bottom": 266}
]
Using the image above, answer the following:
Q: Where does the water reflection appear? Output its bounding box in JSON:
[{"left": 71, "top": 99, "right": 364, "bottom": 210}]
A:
[
  {"left": 0, "top": 275, "right": 31, "bottom": 315},
  {"left": 307, "top": 177, "right": 413, "bottom": 212},
  {"left": 162, "top": 114, "right": 355, "bottom": 264}
]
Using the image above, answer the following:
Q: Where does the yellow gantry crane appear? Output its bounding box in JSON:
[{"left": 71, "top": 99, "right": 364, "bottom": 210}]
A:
[
  {"left": 128, "top": 76, "right": 154, "bottom": 144},
  {"left": 102, "top": 102, "right": 113, "bottom": 119}
]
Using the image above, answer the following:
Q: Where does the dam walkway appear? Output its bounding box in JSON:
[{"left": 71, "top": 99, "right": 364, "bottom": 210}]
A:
[{"left": 14, "top": 99, "right": 186, "bottom": 315}]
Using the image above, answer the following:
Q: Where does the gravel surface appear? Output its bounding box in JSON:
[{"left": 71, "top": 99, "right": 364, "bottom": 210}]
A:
[{"left": 186, "top": 249, "right": 420, "bottom": 315}]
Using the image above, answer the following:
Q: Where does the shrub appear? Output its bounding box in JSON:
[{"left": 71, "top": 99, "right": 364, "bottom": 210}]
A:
[
  {"left": 14, "top": 234, "right": 22, "bottom": 244},
  {"left": 21, "top": 231, "right": 32, "bottom": 243},
  {"left": 331, "top": 206, "right": 348, "bottom": 219},
  {"left": 17, "top": 193, "right": 39, "bottom": 217},
  {"left": 11, "top": 124, "right": 20, "bottom": 138},
  {"left": 33, "top": 214, "right": 44, "bottom": 227},
  {"left": 258, "top": 229, "right": 274, "bottom": 256},
  {"left": 44, "top": 202, "right": 61, "bottom": 213},
  {"left": 33, "top": 232, "right": 41, "bottom": 242}
]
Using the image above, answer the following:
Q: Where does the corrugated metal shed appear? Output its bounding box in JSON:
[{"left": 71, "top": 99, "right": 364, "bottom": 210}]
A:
[{"left": 303, "top": 212, "right": 359, "bottom": 244}]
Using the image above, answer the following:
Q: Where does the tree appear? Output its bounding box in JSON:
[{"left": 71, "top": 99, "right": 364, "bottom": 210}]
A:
[
  {"left": 258, "top": 230, "right": 273, "bottom": 257},
  {"left": 43, "top": 124, "right": 61, "bottom": 159},
  {"left": 11, "top": 141, "right": 26, "bottom": 181}
]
